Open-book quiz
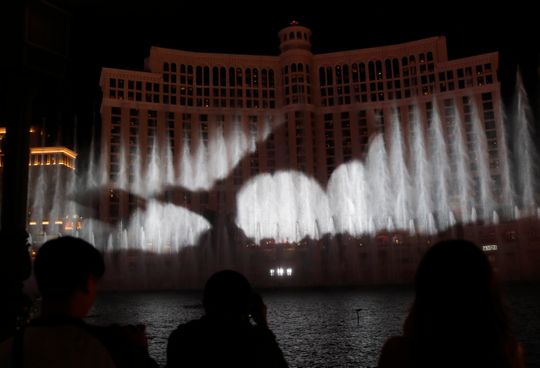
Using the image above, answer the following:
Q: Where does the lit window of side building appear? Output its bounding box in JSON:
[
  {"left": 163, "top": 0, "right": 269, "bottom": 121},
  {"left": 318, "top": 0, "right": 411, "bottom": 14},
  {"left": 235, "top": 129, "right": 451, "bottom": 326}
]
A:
[{"left": 99, "top": 24, "right": 506, "bottom": 223}]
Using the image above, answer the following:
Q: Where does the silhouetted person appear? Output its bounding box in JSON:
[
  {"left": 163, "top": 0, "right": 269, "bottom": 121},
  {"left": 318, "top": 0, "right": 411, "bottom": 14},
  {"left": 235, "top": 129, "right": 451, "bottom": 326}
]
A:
[
  {"left": 167, "top": 270, "right": 288, "bottom": 368},
  {"left": 0, "top": 230, "right": 32, "bottom": 342},
  {"left": 0, "top": 236, "right": 158, "bottom": 368},
  {"left": 378, "top": 239, "right": 524, "bottom": 368},
  {"left": 0, "top": 236, "right": 116, "bottom": 367}
]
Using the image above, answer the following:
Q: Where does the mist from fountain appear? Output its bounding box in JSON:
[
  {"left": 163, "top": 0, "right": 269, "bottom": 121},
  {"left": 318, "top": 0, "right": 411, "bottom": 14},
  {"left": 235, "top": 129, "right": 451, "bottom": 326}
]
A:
[
  {"left": 20, "top": 83, "right": 539, "bottom": 287},
  {"left": 513, "top": 71, "right": 538, "bottom": 213}
]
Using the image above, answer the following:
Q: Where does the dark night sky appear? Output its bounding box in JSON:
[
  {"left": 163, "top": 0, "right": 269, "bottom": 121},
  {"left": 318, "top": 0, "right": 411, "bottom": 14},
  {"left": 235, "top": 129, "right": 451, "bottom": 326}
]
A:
[{"left": 58, "top": 2, "right": 539, "bottom": 156}]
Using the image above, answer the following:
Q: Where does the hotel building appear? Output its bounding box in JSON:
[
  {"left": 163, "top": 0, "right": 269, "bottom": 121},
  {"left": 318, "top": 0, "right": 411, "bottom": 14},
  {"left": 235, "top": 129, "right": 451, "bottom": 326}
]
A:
[
  {"left": 99, "top": 23, "right": 506, "bottom": 227},
  {"left": 95, "top": 22, "right": 540, "bottom": 282}
]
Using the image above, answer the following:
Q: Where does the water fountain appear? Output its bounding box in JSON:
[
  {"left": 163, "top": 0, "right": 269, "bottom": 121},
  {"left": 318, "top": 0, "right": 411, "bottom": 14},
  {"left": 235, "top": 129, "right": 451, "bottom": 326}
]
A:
[{"left": 22, "top": 74, "right": 538, "bottom": 288}]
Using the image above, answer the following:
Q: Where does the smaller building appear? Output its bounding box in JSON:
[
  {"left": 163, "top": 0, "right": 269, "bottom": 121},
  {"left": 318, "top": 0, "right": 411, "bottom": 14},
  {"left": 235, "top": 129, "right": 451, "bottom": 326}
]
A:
[{"left": 0, "top": 126, "right": 80, "bottom": 244}]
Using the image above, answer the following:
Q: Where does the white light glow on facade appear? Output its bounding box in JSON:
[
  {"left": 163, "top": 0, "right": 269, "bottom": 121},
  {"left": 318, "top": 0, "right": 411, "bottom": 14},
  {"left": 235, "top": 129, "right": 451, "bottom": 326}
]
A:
[
  {"left": 269, "top": 267, "right": 293, "bottom": 277},
  {"left": 482, "top": 244, "right": 498, "bottom": 252}
]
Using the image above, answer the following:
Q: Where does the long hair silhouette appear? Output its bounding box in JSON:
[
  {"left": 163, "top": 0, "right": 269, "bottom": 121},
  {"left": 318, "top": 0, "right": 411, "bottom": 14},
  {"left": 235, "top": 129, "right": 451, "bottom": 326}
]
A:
[{"left": 402, "top": 239, "right": 522, "bottom": 368}]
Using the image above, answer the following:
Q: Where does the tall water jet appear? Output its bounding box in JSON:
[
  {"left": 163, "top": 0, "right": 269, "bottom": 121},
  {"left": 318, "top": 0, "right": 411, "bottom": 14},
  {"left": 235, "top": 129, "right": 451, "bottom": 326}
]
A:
[
  {"left": 146, "top": 135, "right": 162, "bottom": 195},
  {"left": 495, "top": 97, "right": 515, "bottom": 217},
  {"left": 366, "top": 134, "right": 391, "bottom": 231},
  {"left": 389, "top": 110, "right": 411, "bottom": 230},
  {"left": 471, "top": 102, "right": 495, "bottom": 220},
  {"left": 512, "top": 70, "right": 538, "bottom": 212},
  {"left": 192, "top": 137, "right": 211, "bottom": 190},
  {"left": 164, "top": 134, "right": 175, "bottom": 187},
  {"left": 85, "top": 126, "right": 99, "bottom": 190},
  {"left": 208, "top": 125, "right": 229, "bottom": 181},
  {"left": 328, "top": 160, "right": 369, "bottom": 236},
  {"left": 410, "top": 106, "right": 434, "bottom": 234},
  {"left": 428, "top": 99, "right": 451, "bottom": 230},
  {"left": 450, "top": 104, "right": 472, "bottom": 223},
  {"left": 116, "top": 142, "right": 128, "bottom": 191},
  {"left": 130, "top": 140, "right": 144, "bottom": 196},
  {"left": 178, "top": 138, "right": 194, "bottom": 189}
]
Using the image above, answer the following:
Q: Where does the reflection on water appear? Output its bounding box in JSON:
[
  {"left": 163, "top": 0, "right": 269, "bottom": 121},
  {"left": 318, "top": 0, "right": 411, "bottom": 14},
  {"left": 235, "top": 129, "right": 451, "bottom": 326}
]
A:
[{"left": 88, "top": 285, "right": 540, "bottom": 368}]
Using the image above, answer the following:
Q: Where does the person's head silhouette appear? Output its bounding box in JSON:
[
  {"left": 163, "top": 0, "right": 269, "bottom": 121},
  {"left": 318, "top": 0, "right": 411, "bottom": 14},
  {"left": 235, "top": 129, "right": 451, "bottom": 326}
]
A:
[
  {"left": 202, "top": 270, "right": 252, "bottom": 319},
  {"left": 34, "top": 236, "right": 105, "bottom": 319},
  {"left": 413, "top": 239, "right": 493, "bottom": 313},
  {"left": 401, "top": 239, "right": 521, "bottom": 368}
]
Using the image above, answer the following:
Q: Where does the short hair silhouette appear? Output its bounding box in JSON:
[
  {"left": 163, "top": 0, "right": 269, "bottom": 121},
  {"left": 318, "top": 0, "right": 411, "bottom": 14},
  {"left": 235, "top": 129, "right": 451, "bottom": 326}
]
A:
[
  {"left": 167, "top": 270, "right": 289, "bottom": 368},
  {"left": 202, "top": 270, "right": 252, "bottom": 316},
  {"left": 34, "top": 236, "right": 105, "bottom": 298}
]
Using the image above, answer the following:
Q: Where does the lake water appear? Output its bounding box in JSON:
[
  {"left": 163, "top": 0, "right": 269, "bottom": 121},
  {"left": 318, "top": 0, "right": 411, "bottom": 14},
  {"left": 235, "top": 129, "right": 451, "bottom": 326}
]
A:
[{"left": 88, "top": 284, "right": 540, "bottom": 368}]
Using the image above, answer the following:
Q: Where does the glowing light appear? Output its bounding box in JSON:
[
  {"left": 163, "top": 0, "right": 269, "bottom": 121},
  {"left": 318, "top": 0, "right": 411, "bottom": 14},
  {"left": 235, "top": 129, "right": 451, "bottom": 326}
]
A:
[
  {"left": 270, "top": 267, "right": 293, "bottom": 277},
  {"left": 0, "top": 127, "right": 36, "bottom": 134},
  {"left": 31, "top": 147, "right": 77, "bottom": 159},
  {"left": 29, "top": 221, "right": 37, "bottom": 225},
  {"left": 55, "top": 220, "right": 63, "bottom": 225},
  {"left": 42, "top": 221, "right": 49, "bottom": 225},
  {"left": 482, "top": 244, "right": 498, "bottom": 252}
]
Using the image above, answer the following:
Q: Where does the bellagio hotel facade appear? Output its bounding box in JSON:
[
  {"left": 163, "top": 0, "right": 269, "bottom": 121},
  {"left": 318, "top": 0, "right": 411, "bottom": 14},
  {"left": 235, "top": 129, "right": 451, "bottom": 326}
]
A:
[{"left": 99, "top": 23, "right": 504, "bottom": 224}]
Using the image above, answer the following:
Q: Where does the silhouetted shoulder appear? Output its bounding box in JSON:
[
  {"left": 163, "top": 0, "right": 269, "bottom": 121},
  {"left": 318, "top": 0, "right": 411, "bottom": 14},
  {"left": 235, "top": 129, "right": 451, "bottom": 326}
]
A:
[
  {"left": 378, "top": 336, "right": 411, "bottom": 368},
  {"left": 167, "top": 318, "right": 287, "bottom": 368},
  {"left": 250, "top": 326, "right": 288, "bottom": 368},
  {"left": 167, "top": 319, "right": 206, "bottom": 349},
  {"left": 0, "top": 325, "right": 116, "bottom": 368}
]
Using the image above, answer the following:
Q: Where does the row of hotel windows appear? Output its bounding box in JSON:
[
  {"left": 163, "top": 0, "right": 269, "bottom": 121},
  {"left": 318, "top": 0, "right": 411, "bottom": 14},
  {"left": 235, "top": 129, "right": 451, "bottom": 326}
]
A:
[
  {"left": 106, "top": 61, "right": 493, "bottom": 109},
  {"left": 109, "top": 79, "right": 160, "bottom": 103},
  {"left": 162, "top": 64, "right": 277, "bottom": 109},
  {"left": 318, "top": 56, "right": 492, "bottom": 106},
  {"left": 319, "top": 53, "right": 436, "bottom": 106},
  {"left": 439, "top": 64, "right": 493, "bottom": 92}
]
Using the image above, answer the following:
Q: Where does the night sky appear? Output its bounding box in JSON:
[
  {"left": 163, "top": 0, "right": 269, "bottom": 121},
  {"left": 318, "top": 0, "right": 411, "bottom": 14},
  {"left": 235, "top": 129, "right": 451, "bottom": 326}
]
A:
[{"left": 58, "top": 2, "right": 539, "bottom": 156}]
